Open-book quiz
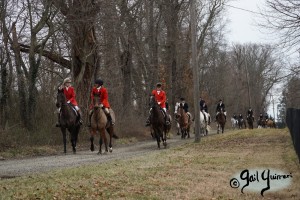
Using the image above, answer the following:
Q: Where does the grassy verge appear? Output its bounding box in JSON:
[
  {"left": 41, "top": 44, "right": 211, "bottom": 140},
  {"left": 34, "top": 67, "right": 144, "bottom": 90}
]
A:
[{"left": 0, "top": 128, "right": 299, "bottom": 199}]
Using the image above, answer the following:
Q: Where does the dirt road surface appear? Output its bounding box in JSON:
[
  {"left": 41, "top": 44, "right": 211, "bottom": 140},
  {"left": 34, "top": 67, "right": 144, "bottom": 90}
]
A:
[{"left": 0, "top": 135, "right": 199, "bottom": 179}]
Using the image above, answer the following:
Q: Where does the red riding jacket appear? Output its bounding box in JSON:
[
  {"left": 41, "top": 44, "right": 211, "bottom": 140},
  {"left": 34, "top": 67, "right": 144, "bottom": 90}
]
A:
[
  {"left": 63, "top": 86, "right": 78, "bottom": 106},
  {"left": 90, "top": 86, "right": 111, "bottom": 109},
  {"left": 152, "top": 89, "right": 166, "bottom": 109}
]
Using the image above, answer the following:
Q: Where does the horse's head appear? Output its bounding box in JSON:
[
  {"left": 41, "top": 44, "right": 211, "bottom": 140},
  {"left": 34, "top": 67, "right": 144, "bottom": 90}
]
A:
[
  {"left": 149, "top": 95, "right": 158, "bottom": 108},
  {"left": 56, "top": 87, "right": 66, "bottom": 108},
  {"left": 93, "top": 95, "right": 101, "bottom": 110}
]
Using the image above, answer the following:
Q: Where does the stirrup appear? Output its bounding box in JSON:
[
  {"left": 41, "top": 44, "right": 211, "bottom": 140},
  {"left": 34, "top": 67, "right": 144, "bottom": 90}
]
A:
[{"left": 166, "top": 121, "right": 170, "bottom": 125}]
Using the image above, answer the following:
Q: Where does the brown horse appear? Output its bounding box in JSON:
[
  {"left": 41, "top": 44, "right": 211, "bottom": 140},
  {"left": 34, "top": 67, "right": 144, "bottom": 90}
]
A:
[
  {"left": 266, "top": 119, "right": 276, "bottom": 128},
  {"left": 175, "top": 103, "right": 191, "bottom": 139},
  {"left": 216, "top": 109, "right": 226, "bottom": 133},
  {"left": 149, "top": 95, "right": 167, "bottom": 148},
  {"left": 90, "top": 95, "right": 116, "bottom": 154},
  {"left": 56, "top": 88, "right": 81, "bottom": 154}
]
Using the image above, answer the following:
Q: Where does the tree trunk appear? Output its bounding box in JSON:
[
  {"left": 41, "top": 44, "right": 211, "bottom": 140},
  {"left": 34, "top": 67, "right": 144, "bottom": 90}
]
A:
[{"left": 11, "top": 23, "right": 28, "bottom": 127}]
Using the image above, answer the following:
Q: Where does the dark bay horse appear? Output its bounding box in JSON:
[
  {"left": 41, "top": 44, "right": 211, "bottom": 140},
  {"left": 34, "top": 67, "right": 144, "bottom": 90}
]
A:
[
  {"left": 238, "top": 118, "right": 247, "bottom": 129},
  {"left": 149, "top": 95, "right": 167, "bottom": 149},
  {"left": 216, "top": 109, "right": 226, "bottom": 134},
  {"left": 56, "top": 88, "right": 81, "bottom": 154},
  {"left": 247, "top": 116, "right": 254, "bottom": 129},
  {"left": 90, "top": 95, "right": 117, "bottom": 154},
  {"left": 175, "top": 103, "right": 191, "bottom": 139}
]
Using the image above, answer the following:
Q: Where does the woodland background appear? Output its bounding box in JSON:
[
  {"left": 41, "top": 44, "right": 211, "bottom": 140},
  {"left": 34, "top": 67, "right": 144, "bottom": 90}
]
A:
[{"left": 0, "top": 0, "right": 300, "bottom": 147}]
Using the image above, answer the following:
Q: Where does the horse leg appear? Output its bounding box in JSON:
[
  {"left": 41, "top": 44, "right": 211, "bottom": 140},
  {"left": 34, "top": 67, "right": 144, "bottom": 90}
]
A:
[
  {"left": 61, "top": 127, "right": 67, "bottom": 154},
  {"left": 222, "top": 125, "right": 224, "bottom": 133},
  {"left": 74, "top": 126, "right": 80, "bottom": 152},
  {"left": 181, "top": 128, "right": 184, "bottom": 139},
  {"left": 100, "top": 128, "right": 108, "bottom": 154},
  {"left": 98, "top": 136, "right": 102, "bottom": 155},
  {"left": 106, "top": 127, "right": 113, "bottom": 153},
  {"left": 162, "top": 130, "right": 167, "bottom": 148},
  {"left": 155, "top": 130, "right": 161, "bottom": 149},
  {"left": 90, "top": 130, "right": 95, "bottom": 152},
  {"left": 69, "top": 128, "right": 76, "bottom": 154}
]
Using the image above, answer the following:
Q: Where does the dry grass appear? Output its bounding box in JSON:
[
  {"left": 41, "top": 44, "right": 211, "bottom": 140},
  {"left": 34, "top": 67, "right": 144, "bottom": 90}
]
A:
[{"left": 0, "top": 128, "right": 299, "bottom": 199}]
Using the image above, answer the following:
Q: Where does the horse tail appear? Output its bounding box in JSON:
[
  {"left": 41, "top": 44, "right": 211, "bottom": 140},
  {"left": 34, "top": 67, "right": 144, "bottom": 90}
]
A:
[{"left": 112, "top": 133, "right": 119, "bottom": 139}]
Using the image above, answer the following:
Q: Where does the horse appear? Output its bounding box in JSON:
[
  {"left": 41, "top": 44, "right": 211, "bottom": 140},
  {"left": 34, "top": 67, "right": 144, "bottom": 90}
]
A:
[
  {"left": 149, "top": 95, "right": 167, "bottom": 148},
  {"left": 257, "top": 118, "right": 266, "bottom": 128},
  {"left": 175, "top": 103, "right": 192, "bottom": 139},
  {"left": 216, "top": 109, "right": 226, "bottom": 134},
  {"left": 56, "top": 88, "right": 81, "bottom": 154},
  {"left": 266, "top": 119, "right": 276, "bottom": 128},
  {"left": 247, "top": 116, "right": 254, "bottom": 129},
  {"left": 231, "top": 117, "right": 238, "bottom": 129},
  {"left": 200, "top": 111, "right": 210, "bottom": 136},
  {"left": 165, "top": 112, "right": 172, "bottom": 138},
  {"left": 89, "top": 95, "right": 116, "bottom": 154},
  {"left": 238, "top": 118, "right": 247, "bottom": 129}
]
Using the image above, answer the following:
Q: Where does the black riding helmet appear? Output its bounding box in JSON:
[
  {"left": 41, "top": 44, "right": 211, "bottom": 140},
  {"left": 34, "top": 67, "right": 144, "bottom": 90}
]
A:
[{"left": 95, "top": 79, "right": 103, "bottom": 86}]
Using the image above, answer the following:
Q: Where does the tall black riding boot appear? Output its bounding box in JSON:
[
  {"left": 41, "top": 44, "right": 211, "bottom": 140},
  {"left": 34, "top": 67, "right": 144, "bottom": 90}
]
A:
[
  {"left": 107, "top": 113, "right": 114, "bottom": 125},
  {"left": 77, "top": 110, "right": 83, "bottom": 125},
  {"left": 202, "top": 111, "right": 207, "bottom": 123},
  {"left": 164, "top": 111, "right": 170, "bottom": 126}
]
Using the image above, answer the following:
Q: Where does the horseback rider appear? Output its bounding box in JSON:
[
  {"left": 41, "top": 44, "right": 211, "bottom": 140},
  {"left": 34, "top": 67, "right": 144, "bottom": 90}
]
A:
[
  {"left": 175, "top": 97, "right": 189, "bottom": 114},
  {"left": 146, "top": 83, "right": 171, "bottom": 126},
  {"left": 233, "top": 113, "right": 237, "bottom": 120},
  {"left": 56, "top": 78, "right": 83, "bottom": 127},
  {"left": 259, "top": 113, "right": 263, "bottom": 120},
  {"left": 88, "top": 79, "right": 114, "bottom": 127},
  {"left": 247, "top": 107, "right": 254, "bottom": 121},
  {"left": 199, "top": 97, "right": 208, "bottom": 123},
  {"left": 216, "top": 99, "right": 226, "bottom": 120},
  {"left": 264, "top": 112, "right": 269, "bottom": 121},
  {"left": 238, "top": 113, "right": 244, "bottom": 121}
]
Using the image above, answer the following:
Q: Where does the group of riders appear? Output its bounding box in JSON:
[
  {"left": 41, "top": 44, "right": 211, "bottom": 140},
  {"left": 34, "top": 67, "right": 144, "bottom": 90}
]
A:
[
  {"left": 232, "top": 110, "right": 273, "bottom": 124},
  {"left": 56, "top": 79, "right": 272, "bottom": 129},
  {"left": 145, "top": 83, "right": 228, "bottom": 127},
  {"left": 56, "top": 78, "right": 114, "bottom": 128}
]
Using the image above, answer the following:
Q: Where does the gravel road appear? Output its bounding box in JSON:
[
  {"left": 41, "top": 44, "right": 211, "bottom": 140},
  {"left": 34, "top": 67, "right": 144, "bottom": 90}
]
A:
[{"left": 0, "top": 135, "right": 197, "bottom": 179}]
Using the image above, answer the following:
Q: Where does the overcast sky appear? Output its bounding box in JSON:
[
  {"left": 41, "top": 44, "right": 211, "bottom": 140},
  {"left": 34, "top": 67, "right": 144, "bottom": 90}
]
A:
[
  {"left": 226, "top": 0, "right": 267, "bottom": 44},
  {"left": 226, "top": 0, "right": 280, "bottom": 118}
]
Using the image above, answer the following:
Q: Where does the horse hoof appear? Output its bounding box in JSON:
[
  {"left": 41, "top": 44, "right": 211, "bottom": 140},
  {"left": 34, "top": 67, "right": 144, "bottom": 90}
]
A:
[
  {"left": 109, "top": 147, "right": 113, "bottom": 152},
  {"left": 90, "top": 145, "right": 95, "bottom": 152},
  {"left": 97, "top": 151, "right": 102, "bottom": 155}
]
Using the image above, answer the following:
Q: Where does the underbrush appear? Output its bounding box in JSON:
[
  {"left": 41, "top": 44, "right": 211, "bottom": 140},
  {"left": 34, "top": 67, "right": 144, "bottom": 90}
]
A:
[{"left": 0, "top": 120, "right": 152, "bottom": 159}]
